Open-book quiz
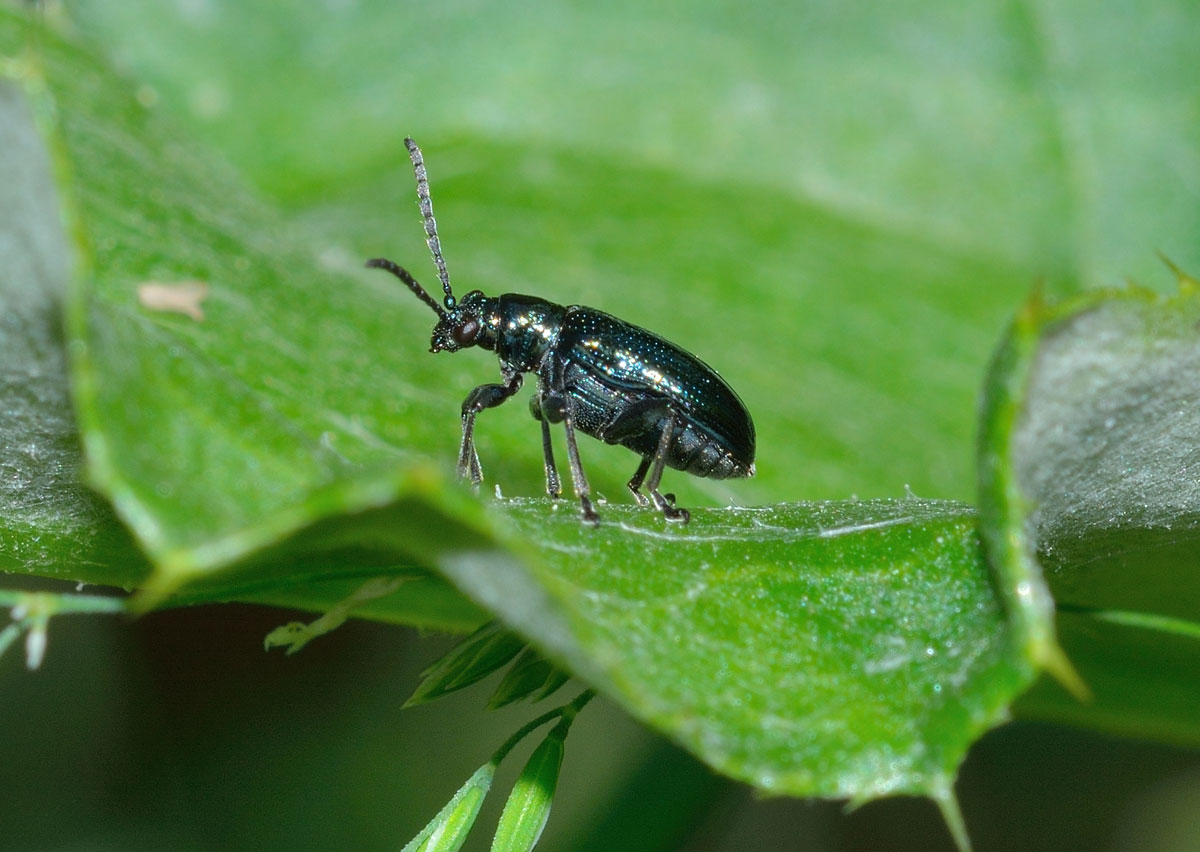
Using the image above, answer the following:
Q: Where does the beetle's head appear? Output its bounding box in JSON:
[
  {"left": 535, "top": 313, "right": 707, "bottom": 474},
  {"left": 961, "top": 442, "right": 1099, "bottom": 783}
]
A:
[
  {"left": 365, "top": 258, "right": 494, "bottom": 354},
  {"left": 430, "top": 290, "right": 494, "bottom": 353}
]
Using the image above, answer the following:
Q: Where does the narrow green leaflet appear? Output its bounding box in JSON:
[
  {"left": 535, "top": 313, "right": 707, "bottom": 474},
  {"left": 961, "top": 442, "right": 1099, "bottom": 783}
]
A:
[
  {"left": 405, "top": 621, "right": 525, "bottom": 707},
  {"left": 491, "top": 728, "right": 566, "bottom": 852},
  {"left": 978, "top": 282, "right": 1200, "bottom": 742},
  {"left": 488, "top": 647, "right": 570, "bottom": 709},
  {"left": 401, "top": 762, "right": 496, "bottom": 852},
  {"left": 402, "top": 691, "right": 593, "bottom": 852}
]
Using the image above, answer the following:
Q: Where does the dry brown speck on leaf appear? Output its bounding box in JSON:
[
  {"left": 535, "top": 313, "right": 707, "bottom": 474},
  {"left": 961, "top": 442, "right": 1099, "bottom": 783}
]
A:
[{"left": 137, "top": 280, "right": 209, "bottom": 321}]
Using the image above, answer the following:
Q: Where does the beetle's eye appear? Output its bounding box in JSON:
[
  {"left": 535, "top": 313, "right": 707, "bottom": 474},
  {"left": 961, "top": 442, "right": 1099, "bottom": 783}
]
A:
[{"left": 453, "top": 318, "right": 480, "bottom": 347}]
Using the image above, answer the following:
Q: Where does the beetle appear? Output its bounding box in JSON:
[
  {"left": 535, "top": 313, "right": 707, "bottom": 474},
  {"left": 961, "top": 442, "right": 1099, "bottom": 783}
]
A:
[{"left": 366, "top": 138, "right": 755, "bottom": 524}]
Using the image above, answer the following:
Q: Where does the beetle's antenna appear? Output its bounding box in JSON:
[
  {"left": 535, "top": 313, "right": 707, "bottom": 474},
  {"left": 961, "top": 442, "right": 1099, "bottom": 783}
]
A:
[
  {"left": 405, "top": 138, "right": 456, "bottom": 309},
  {"left": 365, "top": 258, "right": 447, "bottom": 319}
]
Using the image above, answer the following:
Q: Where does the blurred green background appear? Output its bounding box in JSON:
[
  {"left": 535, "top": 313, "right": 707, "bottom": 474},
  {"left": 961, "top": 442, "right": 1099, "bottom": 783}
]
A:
[
  {"left": 2, "top": 603, "right": 1198, "bottom": 851},
  {"left": 2, "top": 0, "right": 1199, "bottom": 849}
]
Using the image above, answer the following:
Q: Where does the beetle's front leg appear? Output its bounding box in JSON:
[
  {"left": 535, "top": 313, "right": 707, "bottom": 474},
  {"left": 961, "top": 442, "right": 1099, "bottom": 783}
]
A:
[{"left": 459, "top": 373, "right": 523, "bottom": 485}]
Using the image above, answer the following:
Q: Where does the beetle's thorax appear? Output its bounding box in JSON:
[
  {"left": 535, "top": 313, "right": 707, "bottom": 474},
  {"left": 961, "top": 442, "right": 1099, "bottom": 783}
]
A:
[{"left": 490, "top": 293, "right": 565, "bottom": 372}]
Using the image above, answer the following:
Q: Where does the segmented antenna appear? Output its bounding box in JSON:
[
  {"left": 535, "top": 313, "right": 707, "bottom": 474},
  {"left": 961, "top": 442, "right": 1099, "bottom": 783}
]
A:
[
  {"left": 405, "top": 137, "right": 456, "bottom": 309},
  {"left": 365, "top": 257, "right": 447, "bottom": 319}
]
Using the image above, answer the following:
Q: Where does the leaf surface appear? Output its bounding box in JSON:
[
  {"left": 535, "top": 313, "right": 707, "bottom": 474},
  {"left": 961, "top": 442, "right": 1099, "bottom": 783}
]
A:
[
  {"left": 441, "top": 499, "right": 1029, "bottom": 800},
  {"left": 1, "top": 1, "right": 1198, "bottom": 813},
  {"left": 979, "top": 285, "right": 1200, "bottom": 741}
]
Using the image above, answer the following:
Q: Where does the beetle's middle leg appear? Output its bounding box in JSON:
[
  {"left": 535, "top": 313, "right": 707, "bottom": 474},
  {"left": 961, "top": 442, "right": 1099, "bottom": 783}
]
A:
[
  {"left": 557, "top": 395, "right": 599, "bottom": 524},
  {"left": 459, "top": 373, "right": 523, "bottom": 485},
  {"left": 599, "top": 398, "right": 684, "bottom": 517},
  {"left": 529, "top": 392, "right": 562, "bottom": 499}
]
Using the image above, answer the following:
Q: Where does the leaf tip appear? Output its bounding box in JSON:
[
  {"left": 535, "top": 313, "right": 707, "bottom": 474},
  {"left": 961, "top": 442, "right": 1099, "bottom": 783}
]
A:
[
  {"left": 1155, "top": 251, "right": 1200, "bottom": 294},
  {"left": 401, "top": 692, "right": 431, "bottom": 710},
  {"left": 932, "top": 785, "right": 973, "bottom": 852},
  {"left": 1037, "top": 638, "right": 1091, "bottom": 702}
]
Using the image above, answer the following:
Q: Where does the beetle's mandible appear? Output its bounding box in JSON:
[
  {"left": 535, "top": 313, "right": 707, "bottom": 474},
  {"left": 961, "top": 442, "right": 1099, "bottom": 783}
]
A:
[{"left": 366, "top": 138, "right": 755, "bottom": 524}]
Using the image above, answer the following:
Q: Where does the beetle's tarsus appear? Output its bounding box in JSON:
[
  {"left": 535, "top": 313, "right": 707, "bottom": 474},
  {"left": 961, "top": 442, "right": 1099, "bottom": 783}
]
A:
[
  {"left": 457, "top": 432, "right": 483, "bottom": 484},
  {"left": 651, "top": 490, "right": 690, "bottom": 523},
  {"left": 458, "top": 454, "right": 483, "bottom": 488}
]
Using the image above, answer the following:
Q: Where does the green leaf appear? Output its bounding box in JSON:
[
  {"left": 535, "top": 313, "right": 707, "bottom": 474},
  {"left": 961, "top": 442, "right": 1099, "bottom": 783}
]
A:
[
  {"left": 487, "top": 647, "right": 569, "bottom": 710},
  {"left": 0, "top": 9, "right": 488, "bottom": 614},
  {"left": 63, "top": 0, "right": 1200, "bottom": 293},
  {"left": 978, "top": 283, "right": 1200, "bottom": 740},
  {"left": 401, "top": 762, "right": 496, "bottom": 852},
  {"left": 442, "top": 499, "right": 1030, "bottom": 801},
  {"left": 2, "top": 0, "right": 1198, "bottom": 824},
  {"left": 57, "top": 0, "right": 1139, "bottom": 516},
  {"left": 976, "top": 292, "right": 1087, "bottom": 695},
  {"left": 0, "top": 61, "right": 152, "bottom": 591},
  {"left": 0, "top": 10, "right": 492, "bottom": 634},
  {"left": 406, "top": 621, "right": 525, "bottom": 708}
]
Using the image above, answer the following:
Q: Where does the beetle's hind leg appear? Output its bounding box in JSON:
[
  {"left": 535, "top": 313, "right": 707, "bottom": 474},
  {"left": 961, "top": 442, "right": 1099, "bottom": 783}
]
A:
[
  {"left": 602, "top": 399, "right": 688, "bottom": 522},
  {"left": 626, "top": 457, "right": 651, "bottom": 507},
  {"left": 645, "top": 409, "right": 690, "bottom": 523}
]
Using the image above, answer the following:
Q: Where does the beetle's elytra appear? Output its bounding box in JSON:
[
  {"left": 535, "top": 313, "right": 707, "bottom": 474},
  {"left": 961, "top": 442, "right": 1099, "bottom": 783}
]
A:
[{"left": 367, "top": 138, "right": 755, "bottom": 524}]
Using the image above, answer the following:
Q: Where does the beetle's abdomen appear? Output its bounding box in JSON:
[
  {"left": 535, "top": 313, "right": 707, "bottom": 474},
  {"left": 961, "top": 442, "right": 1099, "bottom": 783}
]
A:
[
  {"left": 669, "top": 416, "right": 755, "bottom": 478},
  {"left": 557, "top": 308, "right": 755, "bottom": 477},
  {"left": 561, "top": 366, "right": 753, "bottom": 479}
]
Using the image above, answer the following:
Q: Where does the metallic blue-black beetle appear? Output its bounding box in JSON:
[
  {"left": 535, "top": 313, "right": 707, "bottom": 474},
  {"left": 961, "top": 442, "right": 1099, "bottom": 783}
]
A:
[{"left": 367, "top": 138, "right": 755, "bottom": 524}]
